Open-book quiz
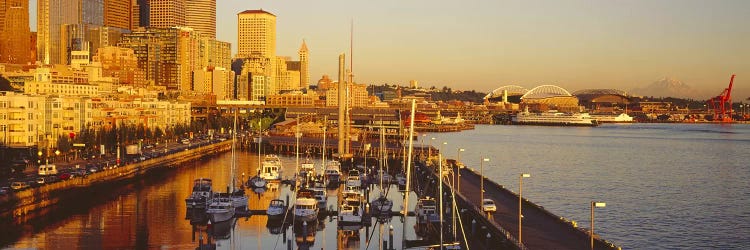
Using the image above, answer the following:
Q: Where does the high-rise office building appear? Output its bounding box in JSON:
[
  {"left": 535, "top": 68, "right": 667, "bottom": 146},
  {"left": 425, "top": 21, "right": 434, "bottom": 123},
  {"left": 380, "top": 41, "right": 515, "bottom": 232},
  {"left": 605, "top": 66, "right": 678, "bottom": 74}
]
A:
[
  {"left": 186, "top": 0, "right": 216, "bottom": 38},
  {"left": 36, "top": 0, "right": 104, "bottom": 65},
  {"left": 0, "top": 0, "right": 31, "bottom": 64},
  {"left": 237, "top": 9, "right": 276, "bottom": 58},
  {"left": 149, "top": 0, "right": 186, "bottom": 29},
  {"left": 299, "top": 40, "right": 309, "bottom": 89},
  {"left": 104, "top": 0, "right": 132, "bottom": 30}
]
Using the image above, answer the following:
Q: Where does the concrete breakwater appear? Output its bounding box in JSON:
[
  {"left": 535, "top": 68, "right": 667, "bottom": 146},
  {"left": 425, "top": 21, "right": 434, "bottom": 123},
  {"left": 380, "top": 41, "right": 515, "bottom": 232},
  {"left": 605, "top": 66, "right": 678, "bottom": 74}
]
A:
[{"left": 0, "top": 141, "right": 232, "bottom": 220}]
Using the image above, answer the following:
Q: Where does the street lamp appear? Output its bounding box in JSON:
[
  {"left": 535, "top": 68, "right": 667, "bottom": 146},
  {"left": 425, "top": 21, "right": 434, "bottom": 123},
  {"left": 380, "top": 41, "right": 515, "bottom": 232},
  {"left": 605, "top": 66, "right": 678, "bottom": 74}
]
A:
[
  {"left": 37, "top": 151, "right": 42, "bottom": 164},
  {"left": 591, "top": 201, "right": 607, "bottom": 250},
  {"left": 518, "top": 173, "right": 530, "bottom": 244},
  {"left": 438, "top": 141, "right": 447, "bottom": 249},
  {"left": 480, "top": 157, "right": 489, "bottom": 206},
  {"left": 55, "top": 149, "right": 61, "bottom": 163},
  {"left": 457, "top": 148, "right": 465, "bottom": 193}
]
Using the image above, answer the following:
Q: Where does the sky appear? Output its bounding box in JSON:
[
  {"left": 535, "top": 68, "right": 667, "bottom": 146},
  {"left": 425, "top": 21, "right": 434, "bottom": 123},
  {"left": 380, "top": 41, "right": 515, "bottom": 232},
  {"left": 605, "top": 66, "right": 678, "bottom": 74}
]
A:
[{"left": 31, "top": 0, "right": 750, "bottom": 99}]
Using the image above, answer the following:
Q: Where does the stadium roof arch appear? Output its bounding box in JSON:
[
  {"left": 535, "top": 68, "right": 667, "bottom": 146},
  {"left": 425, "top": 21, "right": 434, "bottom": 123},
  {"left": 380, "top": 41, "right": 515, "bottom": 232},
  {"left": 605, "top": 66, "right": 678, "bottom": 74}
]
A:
[
  {"left": 484, "top": 85, "right": 529, "bottom": 99},
  {"left": 520, "top": 85, "right": 572, "bottom": 99}
]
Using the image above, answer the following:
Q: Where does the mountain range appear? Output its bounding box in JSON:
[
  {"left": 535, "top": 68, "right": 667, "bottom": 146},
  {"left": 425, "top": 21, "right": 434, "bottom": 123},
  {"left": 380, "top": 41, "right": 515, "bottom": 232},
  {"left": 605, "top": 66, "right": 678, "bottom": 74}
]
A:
[{"left": 630, "top": 77, "right": 702, "bottom": 99}]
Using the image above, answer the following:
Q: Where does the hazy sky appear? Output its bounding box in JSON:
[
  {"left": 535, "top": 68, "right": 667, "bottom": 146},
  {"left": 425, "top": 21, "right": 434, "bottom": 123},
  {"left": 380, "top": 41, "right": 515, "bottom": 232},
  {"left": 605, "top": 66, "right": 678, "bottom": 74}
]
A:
[{"left": 30, "top": 0, "right": 750, "bottom": 98}]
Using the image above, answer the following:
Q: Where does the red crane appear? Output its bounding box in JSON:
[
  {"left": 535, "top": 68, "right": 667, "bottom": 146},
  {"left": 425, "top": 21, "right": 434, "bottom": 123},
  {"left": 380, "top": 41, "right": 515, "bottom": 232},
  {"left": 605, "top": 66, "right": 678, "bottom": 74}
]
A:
[{"left": 707, "top": 74, "right": 736, "bottom": 122}]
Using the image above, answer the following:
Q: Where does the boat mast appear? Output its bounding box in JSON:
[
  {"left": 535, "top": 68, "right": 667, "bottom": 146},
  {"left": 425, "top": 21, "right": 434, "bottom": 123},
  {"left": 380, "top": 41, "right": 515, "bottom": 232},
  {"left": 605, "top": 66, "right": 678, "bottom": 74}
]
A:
[
  {"left": 231, "top": 108, "right": 238, "bottom": 193},
  {"left": 402, "top": 99, "right": 416, "bottom": 247},
  {"left": 258, "top": 119, "right": 262, "bottom": 176},
  {"left": 322, "top": 115, "right": 327, "bottom": 180}
]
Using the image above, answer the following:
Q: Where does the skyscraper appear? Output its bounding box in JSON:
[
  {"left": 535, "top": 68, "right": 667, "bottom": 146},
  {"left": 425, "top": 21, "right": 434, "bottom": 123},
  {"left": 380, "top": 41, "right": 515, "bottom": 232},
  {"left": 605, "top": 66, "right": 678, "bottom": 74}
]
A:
[
  {"left": 0, "top": 0, "right": 31, "bottom": 64},
  {"left": 298, "top": 40, "right": 309, "bottom": 89},
  {"left": 186, "top": 0, "right": 216, "bottom": 38},
  {"left": 237, "top": 9, "right": 276, "bottom": 58},
  {"left": 104, "top": 0, "right": 132, "bottom": 30},
  {"left": 36, "top": 0, "right": 104, "bottom": 65},
  {"left": 149, "top": 0, "right": 185, "bottom": 29}
]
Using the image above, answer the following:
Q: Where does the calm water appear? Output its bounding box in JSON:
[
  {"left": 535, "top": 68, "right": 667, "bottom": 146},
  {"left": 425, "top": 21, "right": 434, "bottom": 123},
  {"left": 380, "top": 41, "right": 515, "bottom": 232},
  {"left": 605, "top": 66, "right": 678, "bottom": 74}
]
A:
[
  {"left": 4, "top": 123, "right": 750, "bottom": 249},
  {"left": 430, "top": 123, "right": 750, "bottom": 249},
  {"left": 3, "top": 151, "right": 422, "bottom": 249}
]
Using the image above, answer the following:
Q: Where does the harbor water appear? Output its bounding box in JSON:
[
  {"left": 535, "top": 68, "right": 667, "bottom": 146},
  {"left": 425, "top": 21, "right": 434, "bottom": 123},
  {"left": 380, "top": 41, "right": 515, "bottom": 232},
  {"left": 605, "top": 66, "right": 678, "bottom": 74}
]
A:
[
  {"left": 430, "top": 123, "right": 750, "bottom": 249},
  {"left": 3, "top": 123, "right": 749, "bottom": 249}
]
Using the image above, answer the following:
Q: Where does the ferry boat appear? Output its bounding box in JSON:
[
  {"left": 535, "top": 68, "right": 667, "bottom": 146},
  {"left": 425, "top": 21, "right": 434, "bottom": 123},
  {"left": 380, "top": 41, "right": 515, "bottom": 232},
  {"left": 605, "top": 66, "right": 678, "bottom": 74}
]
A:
[
  {"left": 261, "top": 154, "right": 282, "bottom": 181},
  {"left": 185, "top": 178, "right": 213, "bottom": 209},
  {"left": 415, "top": 197, "right": 440, "bottom": 223},
  {"left": 590, "top": 113, "right": 634, "bottom": 123},
  {"left": 512, "top": 107, "right": 598, "bottom": 126},
  {"left": 206, "top": 196, "right": 235, "bottom": 223},
  {"left": 324, "top": 161, "right": 342, "bottom": 187},
  {"left": 293, "top": 189, "right": 319, "bottom": 222}
]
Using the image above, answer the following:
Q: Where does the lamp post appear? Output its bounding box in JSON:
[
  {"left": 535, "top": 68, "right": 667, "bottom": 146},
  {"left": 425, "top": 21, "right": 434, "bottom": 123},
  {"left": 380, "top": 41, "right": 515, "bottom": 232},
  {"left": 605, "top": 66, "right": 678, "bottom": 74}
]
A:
[
  {"left": 429, "top": 137, "right": 435, "bottom": 160},
  {"left": 480, "top": 157, "right": 489, "bottom": 206},
  {"left": 518, "top": 173, "right": 530, "bottom": 244},
  {"left": 591, "top": 201, "right": 606, "bottom": 250},
  {"left": 457, "top": 148, "right": 464, "bottom": 193},
  {"left": 55, "top": 149, "right": 61, "bottom": 163},
  {"left": 421, "top": 133, "right": 426, "bottom": 158},
  {"left": 439, "top": 141, "right": 447, "bottom": 249}
]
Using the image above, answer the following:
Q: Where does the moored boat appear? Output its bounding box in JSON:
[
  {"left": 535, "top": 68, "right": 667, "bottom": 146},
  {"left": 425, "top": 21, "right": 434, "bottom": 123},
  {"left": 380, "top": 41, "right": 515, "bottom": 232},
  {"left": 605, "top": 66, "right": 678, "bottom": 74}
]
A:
[
  {"left": 266, "top": 199, "right": 287, "bottom": 219},
  {"left": 293, "top": 189, "right": 319, "bottom": 222},
  {"left": 185, "top": 178, "right": 213, "bottom": 209},
  {"left": 261, "top": 154, "right": 282, "bottom": 181}
]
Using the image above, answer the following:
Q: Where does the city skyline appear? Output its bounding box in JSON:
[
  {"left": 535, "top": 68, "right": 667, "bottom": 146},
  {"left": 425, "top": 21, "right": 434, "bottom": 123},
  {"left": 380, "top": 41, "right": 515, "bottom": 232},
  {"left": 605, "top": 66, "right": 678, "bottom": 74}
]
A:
[{"left": 25, "top": 0, "right": 750, "bottom": 98}]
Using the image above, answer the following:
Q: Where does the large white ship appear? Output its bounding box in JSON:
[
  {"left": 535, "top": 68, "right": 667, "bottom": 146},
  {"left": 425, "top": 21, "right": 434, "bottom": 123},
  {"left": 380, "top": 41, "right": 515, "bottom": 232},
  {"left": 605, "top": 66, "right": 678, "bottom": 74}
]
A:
[
  {"left": 590, "top": 113, "right": 634, "bottom": 123},
  {"left": 512, "top": 108, "right": 598, "bottom": 126}
]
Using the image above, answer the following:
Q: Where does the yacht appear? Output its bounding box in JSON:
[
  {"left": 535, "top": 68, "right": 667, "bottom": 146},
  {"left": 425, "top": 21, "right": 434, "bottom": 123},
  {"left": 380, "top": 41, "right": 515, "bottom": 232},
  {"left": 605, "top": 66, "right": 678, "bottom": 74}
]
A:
[
  {"left": 338, "top": 193, "right": 363, "bottom": 224},
  {"left": 261, "top": 154, "right": 282, "bottom": 181},
  {"left": 324, "top": 161, "right": 342, "bottom": 187},
  {"left": 266, "top": 199, "right": 287, "bottom": 220},
  {"left": 415, "top": 197, "right": 440, "bottom": 223},
  {"left": 346, "top": 170, "right": 362, "bottom": 187},
  {"left": 370, "top": 195, "right": 393, "bottom": 215},
  {"left": 293, "top": 189, "right": 319, "bottom": 222},
  {"left": 230, "top": 189, "right": 248, "bottom": 210},
  {"left": 512, "top": 107, "right": 598, "bottom": 126},
  {"left": 249, "top": 174, "right": 267, "bottom": 189},
  {"left": 299, "top": 158, "right": 316, "bottom": 182},
  {"left": 396, "top": 173, "right": 407, "bottom": 187},
  {"left": 185, "top": 178, "right": 213, "bottom": 209},
  {"left": 206, "top": 196, "right": 235, "bottom": 223}
]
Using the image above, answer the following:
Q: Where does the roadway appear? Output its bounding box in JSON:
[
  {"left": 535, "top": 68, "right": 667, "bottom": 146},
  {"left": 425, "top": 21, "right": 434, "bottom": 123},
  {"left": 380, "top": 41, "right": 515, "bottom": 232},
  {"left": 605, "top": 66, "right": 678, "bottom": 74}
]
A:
[{"left": 455, "top": 167, "right": 614, "bottom": 250}]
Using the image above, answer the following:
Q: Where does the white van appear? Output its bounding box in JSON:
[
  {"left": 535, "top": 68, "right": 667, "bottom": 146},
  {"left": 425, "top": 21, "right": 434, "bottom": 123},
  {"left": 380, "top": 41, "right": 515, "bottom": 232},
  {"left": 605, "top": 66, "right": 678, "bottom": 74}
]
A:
[{"left": 38, "top": 164, "right": 58, "bottom": 176}]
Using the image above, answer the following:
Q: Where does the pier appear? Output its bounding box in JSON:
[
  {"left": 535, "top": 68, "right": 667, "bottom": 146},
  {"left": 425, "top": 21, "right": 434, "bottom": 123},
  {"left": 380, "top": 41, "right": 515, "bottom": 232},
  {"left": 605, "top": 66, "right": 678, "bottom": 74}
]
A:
[{"left": 415, "top": 157, "right": 621, "bottom": 250}]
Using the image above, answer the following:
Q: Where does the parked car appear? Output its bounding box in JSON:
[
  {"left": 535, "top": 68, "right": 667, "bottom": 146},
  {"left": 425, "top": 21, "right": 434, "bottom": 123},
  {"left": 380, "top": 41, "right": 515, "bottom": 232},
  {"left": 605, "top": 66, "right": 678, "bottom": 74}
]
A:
[
  {"left": 482, "top": 199, "right": 497, "bottom": 213},
  {"left": 0, "top": 186, "right": 11, "bottom": 195},
  {"left": 59, "top": 173, "right": 72, "bottom": 180},
  {"left": 11, "top": 181, "right": 29, "bottom": 190}
]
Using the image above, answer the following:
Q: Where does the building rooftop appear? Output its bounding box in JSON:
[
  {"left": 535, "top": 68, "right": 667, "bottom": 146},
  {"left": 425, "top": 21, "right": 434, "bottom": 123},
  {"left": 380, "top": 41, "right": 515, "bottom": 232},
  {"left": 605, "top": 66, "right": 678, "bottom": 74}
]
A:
[{"left": 238, "top": 9, "right": 276, "bottom": 16}]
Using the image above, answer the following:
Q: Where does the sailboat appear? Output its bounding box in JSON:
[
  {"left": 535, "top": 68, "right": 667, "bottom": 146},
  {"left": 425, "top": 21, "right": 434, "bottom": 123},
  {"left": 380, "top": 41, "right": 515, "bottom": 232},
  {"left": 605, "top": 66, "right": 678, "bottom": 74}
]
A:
[
  {"left": 228, "top": 111, "right": 248, "bottom": 210},
  {"left": 206, "top": 109, "right": 245, "bottom": 222},
  {"left": 371, "top": 126, "right": 393, "bottom": 214},
  {"left": 249, "top": 120, "right": 268, "bottom": 189}
]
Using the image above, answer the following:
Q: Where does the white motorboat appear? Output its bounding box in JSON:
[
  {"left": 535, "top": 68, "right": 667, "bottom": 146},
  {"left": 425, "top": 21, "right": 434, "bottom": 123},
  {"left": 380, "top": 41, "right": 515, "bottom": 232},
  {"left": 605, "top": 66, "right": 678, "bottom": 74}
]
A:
[
  {"left": 396, "top": 173, "right": 407, "bottom": 187},
  {"left": 346, "top": 169, "right": 361, "bottom": 187},
  {"left": 266, "top": 199, "right": 287, "bottom": 219},
  {"left": 294, "top": 189, "right": 319, "bottom": 222},
  {"left": 261, "top": 154, "right": 282, "bottom": 181},
  {"left": 185, "top": 178, "right": 213, "bottom": 209},
  {"left": 206, "top": 196, "right": 235, "bottom": 223},
  {"left": 324, "top": 161, "right": 341, "bottom": 187},
  {"left": 338, "top": 196, "right": 363, "bottom": 224},
  {"left": 299, "top": 158, "right": 316, "bottom": 182},
  {"left": 370, "top": 195, "right": 393, "bottom": 214},
  {"left": 230, "top": 189, "right": 248, "bottom": 210},
  {"left": 415, "top": 197, "right": 440, "bottom": 223}
]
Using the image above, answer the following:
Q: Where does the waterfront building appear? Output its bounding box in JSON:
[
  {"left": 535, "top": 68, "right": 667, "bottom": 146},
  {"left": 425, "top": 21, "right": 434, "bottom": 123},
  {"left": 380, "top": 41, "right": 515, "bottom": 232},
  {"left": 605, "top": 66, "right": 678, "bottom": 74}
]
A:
[
  {"left": 266, "top": 91, "right": 315, "bottom": 106},
  {"left": 0, "top": 0, "right": 31, "bottom": 64},
  {"left": 186, "top": 0, "right": 216, "bottom": 39},
  {"left": 92, "top": 46, "right": 147, "bottom": 86},
  {"left": 24, "top": 66, "right": 99, "bottom": 97},
  {"left": 325, "top": 82, "right": 368, "bottom": 108},
  {"left": 149, "top": 0, "right": 186, "bottom": 29},
  {"left": 0, "top": 92, "right": 45, "bottom": 148}
]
